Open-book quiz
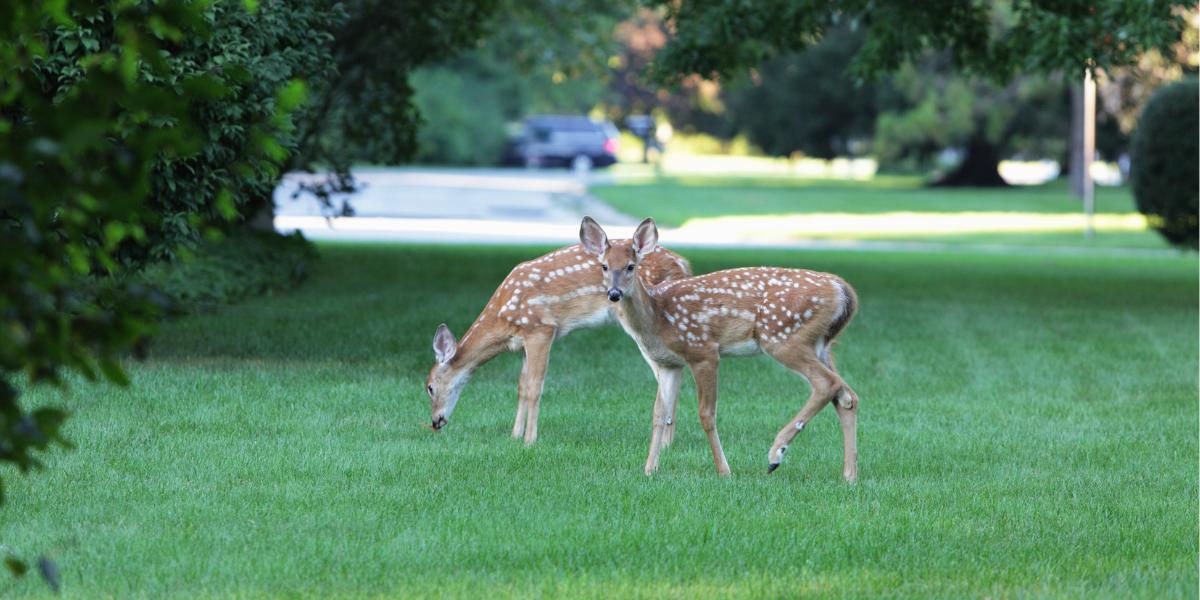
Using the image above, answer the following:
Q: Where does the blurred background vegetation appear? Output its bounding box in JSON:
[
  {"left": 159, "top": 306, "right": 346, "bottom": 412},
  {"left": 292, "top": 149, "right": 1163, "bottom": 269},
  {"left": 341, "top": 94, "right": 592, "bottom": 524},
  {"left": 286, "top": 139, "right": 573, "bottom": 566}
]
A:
[{"left": 410, "top": 5, "right": 1198, "bottom": 188}]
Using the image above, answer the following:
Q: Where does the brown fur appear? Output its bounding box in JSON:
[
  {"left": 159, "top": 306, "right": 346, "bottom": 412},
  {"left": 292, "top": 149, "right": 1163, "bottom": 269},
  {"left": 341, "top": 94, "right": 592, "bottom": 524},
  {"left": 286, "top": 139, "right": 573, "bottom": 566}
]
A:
[
  {"left": 427, "top": 241, "right": 692, "bottom": 444},
  {"left": 583, "top": 217, "right": 860, "bottom": 480}
]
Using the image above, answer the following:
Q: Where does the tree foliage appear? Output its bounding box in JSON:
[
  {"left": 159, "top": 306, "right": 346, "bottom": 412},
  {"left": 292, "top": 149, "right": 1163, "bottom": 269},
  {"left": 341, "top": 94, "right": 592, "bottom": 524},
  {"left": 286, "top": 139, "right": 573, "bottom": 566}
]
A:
[
  {"left": 648, "top": 0, "right": 1192, "bottom": 83},
  {"left": 728, "top": 26, "right": 895, "bottom": 159},
  {"left": 26, "top": 1, "right": 338, "bottom": 261},
  {"left": 407, "top": 0, "right": 637, "bottom": 166},
  {"left": 286, "top": 0, "right": 498, "bottom": 205},
  {"left": 1129, "top": 79, "right": 1199, "bottom": 249},
  {"left": 871, "top": 57, "right": 1069, "bottom": 183},
  {"left": 1, "top": 0, "right": 203, "bottom": 582}
]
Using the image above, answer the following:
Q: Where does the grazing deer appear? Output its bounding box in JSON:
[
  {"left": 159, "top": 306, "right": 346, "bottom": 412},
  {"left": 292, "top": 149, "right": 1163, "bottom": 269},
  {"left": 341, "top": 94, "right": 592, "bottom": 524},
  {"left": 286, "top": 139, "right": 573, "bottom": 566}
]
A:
[
  {"left": 580, "top": 217, "right": 860, "bottom": 480},
  {"left": 428, "top": 242, "right": 692, "bottom": 444}
]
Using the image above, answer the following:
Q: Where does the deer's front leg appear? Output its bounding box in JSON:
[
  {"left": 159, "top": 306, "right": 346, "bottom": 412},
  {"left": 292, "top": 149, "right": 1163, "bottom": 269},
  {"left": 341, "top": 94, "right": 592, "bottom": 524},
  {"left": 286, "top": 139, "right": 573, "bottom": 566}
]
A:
[
  {"left": 519, "top": 328, "right": 555, "bottom": 445},
  {"left": 645, "top": 365, "right": 684, "bottom": 475},
  {"left": 655, "top": 364, "right": 682, "bottom": 448},
  {"left": 691, "top": 357, "right": 731, "bottom": 476},
  {"left": 512, "top": 354, "right": 530, "bottom": 439},
  {"left": 664, "top": 397, "right": 679, "bottom": 447}
]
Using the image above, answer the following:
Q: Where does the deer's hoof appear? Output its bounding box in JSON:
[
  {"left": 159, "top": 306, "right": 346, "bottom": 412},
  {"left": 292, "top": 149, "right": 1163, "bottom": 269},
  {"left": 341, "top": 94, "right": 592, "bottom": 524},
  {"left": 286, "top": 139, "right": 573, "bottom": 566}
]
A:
[{"left": 767, "top": 462, "right": 780, "bottom": 474}]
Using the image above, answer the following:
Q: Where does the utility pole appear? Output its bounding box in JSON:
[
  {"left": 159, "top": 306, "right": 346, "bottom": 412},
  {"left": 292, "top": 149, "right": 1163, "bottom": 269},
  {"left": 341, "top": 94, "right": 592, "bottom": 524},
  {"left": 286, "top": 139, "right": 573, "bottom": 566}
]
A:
[{"left": 1083, "top": 68, "right": 1096, "bottom": 240}]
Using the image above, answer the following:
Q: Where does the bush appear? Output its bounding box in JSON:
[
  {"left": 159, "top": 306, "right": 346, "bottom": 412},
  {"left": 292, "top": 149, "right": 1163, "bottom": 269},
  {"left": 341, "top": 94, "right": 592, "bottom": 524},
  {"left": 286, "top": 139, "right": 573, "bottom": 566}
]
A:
[
  {"left": 138, "top": 231, "right": 318, "bottom": 308},
  {"left": 1129, "top": 79, "right": 1199, "bottom": 250}
]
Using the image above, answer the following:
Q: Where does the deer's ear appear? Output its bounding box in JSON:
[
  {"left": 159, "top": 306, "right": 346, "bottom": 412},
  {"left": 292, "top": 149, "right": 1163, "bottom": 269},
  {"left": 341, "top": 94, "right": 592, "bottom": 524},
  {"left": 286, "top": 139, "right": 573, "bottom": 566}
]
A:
[
  {"left": 632, "top": 217, "right": 658, "bottom": 258},
  {"left": 433, "top": 324, "right": 457, "bottom": 364},
  {"left": 579, "top": 216, "right": 609, "bottom": 255}
]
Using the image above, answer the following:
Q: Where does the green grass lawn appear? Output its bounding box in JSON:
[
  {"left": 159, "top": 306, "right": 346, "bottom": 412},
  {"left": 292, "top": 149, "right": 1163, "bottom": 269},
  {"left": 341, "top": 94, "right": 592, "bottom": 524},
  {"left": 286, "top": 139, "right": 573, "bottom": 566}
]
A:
[
  {"left": 592, "top": 179, "right": 1174, "bottom": 249},
  {"left": 6, "top": 243, "right": 1198, "bottom": 599}
]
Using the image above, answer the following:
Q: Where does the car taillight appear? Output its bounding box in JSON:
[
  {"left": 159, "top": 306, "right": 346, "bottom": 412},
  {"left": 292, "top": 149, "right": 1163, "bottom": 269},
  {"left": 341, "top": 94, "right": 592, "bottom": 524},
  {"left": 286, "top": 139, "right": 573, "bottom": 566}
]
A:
[{"left": 604, "top": 138, "right": 619, "bottom": 154}]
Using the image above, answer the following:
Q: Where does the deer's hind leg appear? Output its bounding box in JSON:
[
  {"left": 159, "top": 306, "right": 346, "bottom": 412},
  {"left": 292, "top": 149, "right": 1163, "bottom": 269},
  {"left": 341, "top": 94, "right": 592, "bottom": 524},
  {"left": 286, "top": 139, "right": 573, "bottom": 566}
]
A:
[
  {"left": 762, "top": 339, "right": 852, "bottom": 476},
  {"left": 690, "top": 356, "right": 731, "bottom": 476},
  {"left": 820, "top": 341, "right": 859, "bottom": 482}
]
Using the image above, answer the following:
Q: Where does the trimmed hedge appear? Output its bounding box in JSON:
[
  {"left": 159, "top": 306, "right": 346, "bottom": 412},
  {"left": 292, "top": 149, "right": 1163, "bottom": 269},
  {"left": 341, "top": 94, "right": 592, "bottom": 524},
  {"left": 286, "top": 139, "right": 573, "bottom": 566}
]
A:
[
  {"left": 1129, "top": 79, "right": 1199, "bottom": 250},
  {"left": 139, "top": 230, "right": 318, "bottom": 308}
]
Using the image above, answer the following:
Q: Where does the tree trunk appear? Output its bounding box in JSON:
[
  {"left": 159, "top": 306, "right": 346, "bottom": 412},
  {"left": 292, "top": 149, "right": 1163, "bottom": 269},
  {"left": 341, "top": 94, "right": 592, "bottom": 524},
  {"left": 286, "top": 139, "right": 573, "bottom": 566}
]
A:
[
  {"left": 933, "top": 137, "right": 1009, "bottom": 187},
  {"left": 243, "top": 186, "right": 276, "bottom": 231},
  {"left": 1069, "top": 81, "right": 1085, "bottom": 197}
]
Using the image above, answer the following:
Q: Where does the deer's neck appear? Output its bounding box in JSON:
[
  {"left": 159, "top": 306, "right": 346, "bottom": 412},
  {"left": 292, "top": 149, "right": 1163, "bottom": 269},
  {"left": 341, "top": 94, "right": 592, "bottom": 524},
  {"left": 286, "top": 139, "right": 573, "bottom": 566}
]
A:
[
  {"left": 618, "top": 274, "right": 672, "bottom": 343},
  {"left": 450, "top": 314, "right": 515, "bottom": 374}
]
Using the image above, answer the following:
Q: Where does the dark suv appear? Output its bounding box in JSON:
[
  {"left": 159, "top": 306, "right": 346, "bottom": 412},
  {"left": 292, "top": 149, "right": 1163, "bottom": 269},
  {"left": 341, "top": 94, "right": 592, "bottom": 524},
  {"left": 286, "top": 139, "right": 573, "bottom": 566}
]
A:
[{"left": 502, "top": 115, "right": 620, "bottom": 170}]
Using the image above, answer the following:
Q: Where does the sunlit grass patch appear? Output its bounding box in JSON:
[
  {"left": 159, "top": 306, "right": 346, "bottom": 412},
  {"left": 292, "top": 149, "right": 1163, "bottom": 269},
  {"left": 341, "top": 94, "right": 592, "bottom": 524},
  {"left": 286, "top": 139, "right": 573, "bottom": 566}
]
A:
[{"left": 674, "top": 211, "right": 1150, "bottom": 240}]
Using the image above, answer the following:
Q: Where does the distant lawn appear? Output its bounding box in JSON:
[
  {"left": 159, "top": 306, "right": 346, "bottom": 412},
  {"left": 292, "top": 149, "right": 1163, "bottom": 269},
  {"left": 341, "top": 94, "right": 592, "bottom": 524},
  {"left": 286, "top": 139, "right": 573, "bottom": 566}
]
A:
[
  {"left": 594, "top": 178, "right": 1140, "bottom": 223},
  {"left": 6, "top": 243, "right": 1198, "bottom": 599},
  {"left": 591, "top": 179, "right": 1173, "bottom": 249}
]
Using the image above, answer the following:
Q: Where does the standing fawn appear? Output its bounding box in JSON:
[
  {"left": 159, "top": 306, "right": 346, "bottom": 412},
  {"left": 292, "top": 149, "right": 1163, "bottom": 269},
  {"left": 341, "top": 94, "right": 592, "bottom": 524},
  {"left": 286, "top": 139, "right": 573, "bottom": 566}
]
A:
[
  {"left": 580, "top": 217, "right": 860, "bottom": 480},
  {"left": 428, "top": 242, "right": 692, "bottom": 444}
]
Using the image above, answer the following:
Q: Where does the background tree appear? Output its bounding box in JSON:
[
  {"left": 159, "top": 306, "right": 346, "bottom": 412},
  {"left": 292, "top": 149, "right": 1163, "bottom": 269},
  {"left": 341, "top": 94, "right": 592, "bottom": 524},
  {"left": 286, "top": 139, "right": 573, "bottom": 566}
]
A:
[
  {"left": 283, "top": 1, "right": 634, "bottom": 192},
  {"left": 646, "top": 0, "right": 1190, "bottom": 184},
  {"left": 649, "top": 0, "right": 1190, "bottom": 82},
  {"left": 727, "top": 26, "right": 896, "bottom": 160},
  {"left": 605, "top": 9, "right": 730, "bottom": 139},
  {"left": 1094, "top": 6, "right": 1200, "bottom": 156},
  {"left": 283, "top": 0, "right": 496, "bottom": 209},
  {"left": 407, "top": 0, "right": 639, "bottom": 166},
  {"left": 872, "top": 58, "right": 1070, "bottom": 185}
]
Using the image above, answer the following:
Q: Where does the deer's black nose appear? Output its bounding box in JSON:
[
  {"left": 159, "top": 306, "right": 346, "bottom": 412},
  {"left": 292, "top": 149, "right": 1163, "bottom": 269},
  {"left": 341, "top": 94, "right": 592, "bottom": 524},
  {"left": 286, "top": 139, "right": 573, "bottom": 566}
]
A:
[{"left": 608, "top": 290, "right": 622, "bottom": 302}]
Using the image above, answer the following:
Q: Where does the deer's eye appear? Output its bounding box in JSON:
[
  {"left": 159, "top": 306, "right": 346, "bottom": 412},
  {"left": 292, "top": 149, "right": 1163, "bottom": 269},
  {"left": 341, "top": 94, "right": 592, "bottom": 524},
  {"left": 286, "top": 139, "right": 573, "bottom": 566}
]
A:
[
  {"left": 601, "top": 264, "right": 608, "bottom": 272},
  {"left": 427, "top": 385, "right": 434, "bottom": 395},
  {"left": 626, "top": 264, "right": 635, "bottom": 272}
]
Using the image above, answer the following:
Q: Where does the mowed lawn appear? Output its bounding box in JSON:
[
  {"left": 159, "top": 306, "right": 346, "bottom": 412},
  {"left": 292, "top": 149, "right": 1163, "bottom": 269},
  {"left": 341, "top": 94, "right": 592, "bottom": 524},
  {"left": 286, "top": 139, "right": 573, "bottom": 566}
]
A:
[{"left": 5, "top": 242, "right": 1197, "bottom": 599}]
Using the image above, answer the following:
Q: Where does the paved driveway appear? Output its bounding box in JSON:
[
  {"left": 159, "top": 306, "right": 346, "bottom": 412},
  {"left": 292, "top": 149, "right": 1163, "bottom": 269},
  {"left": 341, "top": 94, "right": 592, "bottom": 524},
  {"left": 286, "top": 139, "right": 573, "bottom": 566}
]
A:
[{"left": 274, "top": 167, "right": 637, "bottom": 245}]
